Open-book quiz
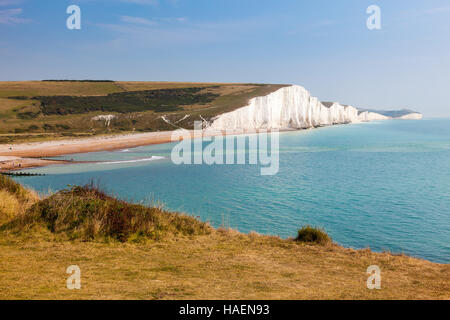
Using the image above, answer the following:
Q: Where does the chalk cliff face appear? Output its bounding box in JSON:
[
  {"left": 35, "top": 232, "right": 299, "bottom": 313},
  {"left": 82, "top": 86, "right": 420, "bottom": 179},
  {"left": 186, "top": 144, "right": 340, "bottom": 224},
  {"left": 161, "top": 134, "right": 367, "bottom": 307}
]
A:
[
  {"left": 210, "top": 85, "right": 360, "bottom": 131},
  {"left": 398, "top": 113, "right": 423, "bottom": 120},
  {"left": 358, "top": 111, "right": 390, "bottom": 121},
  {"left": 209, "top": 85, "right": 419, "bottom": 131}
]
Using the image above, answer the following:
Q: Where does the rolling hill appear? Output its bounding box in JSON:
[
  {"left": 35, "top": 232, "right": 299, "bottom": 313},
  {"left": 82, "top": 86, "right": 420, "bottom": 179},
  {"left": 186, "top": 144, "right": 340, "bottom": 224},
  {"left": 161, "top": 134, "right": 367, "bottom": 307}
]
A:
[{"left": 0, "top": 81, "right": 287, "bottom": 143}]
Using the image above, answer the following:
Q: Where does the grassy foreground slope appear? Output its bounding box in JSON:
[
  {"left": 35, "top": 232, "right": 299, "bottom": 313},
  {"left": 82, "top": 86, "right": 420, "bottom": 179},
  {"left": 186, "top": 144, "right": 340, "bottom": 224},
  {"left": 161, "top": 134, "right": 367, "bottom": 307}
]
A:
[
  {"left": 0, "top": 176, "right": 448, "bottom": 300},
  {"left": 0, "top": 81, "right": 286, "bottom": 143},
  {"left": 0, "top": 175, "right": 38, "bottom": 225}
]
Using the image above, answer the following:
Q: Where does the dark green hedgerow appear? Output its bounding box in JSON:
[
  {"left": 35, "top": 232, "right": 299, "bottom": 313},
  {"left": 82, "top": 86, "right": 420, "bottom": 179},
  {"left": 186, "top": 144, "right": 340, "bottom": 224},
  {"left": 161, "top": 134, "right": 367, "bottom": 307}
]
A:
[{"left": 36, "top": 87, "right": 219, "bottom": 115}]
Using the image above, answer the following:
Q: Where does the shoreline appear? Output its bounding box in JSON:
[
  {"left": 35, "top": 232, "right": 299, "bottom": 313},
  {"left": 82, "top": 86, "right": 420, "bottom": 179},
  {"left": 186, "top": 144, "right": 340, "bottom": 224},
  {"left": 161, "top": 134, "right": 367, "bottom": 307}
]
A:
[
  {"left": 0, "top": 131, "right": 178, "bottom": 172},
  {"left": 0, "top": 119, "right": 401, "bottom": 172},
  {"left": 0, "top": 131, "right": 177, "bottom": 157},
  {"left": 0, "top": 156, "right": 74, "bottom": 172},
  {"left": 0, "top": 127, "right": 282, "bottom": 172},
  {"left": 2, "top": 122, "right": 447, "bottom": 266}
]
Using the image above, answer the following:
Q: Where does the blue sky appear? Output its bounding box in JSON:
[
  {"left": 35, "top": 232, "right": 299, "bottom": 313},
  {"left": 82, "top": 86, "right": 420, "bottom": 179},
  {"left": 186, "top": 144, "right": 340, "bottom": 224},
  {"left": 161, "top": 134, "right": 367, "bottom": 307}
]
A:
[{"left": 1, "top": 0, "right": 449, "bottom": 116}]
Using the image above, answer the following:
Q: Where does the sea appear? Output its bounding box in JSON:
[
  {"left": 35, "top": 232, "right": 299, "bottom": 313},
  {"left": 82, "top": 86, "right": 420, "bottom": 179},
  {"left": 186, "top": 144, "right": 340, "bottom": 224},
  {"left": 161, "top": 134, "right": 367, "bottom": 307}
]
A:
[{"left": 14, "top": 118, "right": 450, "bottom": 263}]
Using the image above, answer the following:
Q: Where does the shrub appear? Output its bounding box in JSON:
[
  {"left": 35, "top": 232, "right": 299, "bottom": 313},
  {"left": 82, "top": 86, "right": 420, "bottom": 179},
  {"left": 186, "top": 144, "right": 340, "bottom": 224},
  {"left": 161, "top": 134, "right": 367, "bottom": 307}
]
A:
[
  {"left": 295, "top": 225, "right": 331, "bottom": 245},
  {"left": 56, "top": 124, "right": 70, "bottom": 130},
  {"left": 28, "top": 125, "right": 39, "bottom": 131},
  {"left": 9, "top": 183, "right": 211, "bottom": 242},
  {"left": 9, "top": 96, "right": 29, "bottom": 100},
  {"left": 17, "top": 112, "right": 40, "bottom": 120},
  {"left": 43, "top": 123, "right": 54, "bottom": 131},
  {"left": 36, "top": 87, "right": 219, "bottom": 115}
]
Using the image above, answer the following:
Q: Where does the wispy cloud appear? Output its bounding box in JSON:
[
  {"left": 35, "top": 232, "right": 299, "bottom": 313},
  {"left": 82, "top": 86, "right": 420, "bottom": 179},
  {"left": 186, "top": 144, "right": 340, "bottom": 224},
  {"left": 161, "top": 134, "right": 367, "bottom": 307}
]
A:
[
  {"left": 0, "top": 0, "right": 23, "bottom": 6},
  {"left": 423, "top": 6, "right": 450, "bottom": 14},
  {"left": 120, "top": 15, "right": 158, "bottom": 26},
  {"left": 162, "top": 17, "right": 187, "bottom": 23},
  {"left": 78, "top": 0, "right": 159, "bottom": 6},
  {"left": 118, "top": 0, "right": 158, "bottom": 5},
  {"left": 0, "top": 8, "right": 30, "bottom": 24},
  {"left": 119, "top": 15, "right": 187, "bottom": 26},
  {"left": 92, "top": 16, "right": 268, "bottom": 50}
]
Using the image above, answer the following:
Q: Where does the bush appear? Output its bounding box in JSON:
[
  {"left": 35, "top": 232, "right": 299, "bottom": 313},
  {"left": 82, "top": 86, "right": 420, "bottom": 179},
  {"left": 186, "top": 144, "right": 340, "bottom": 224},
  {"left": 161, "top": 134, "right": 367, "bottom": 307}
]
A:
[
  {"left": 295, "top": 225, "right": 331, "bottom": 245},
  {"left": 36, "top": 87, "right": 219, "bottom": 115},
  {"left": 9, "top": 184, "right": 211, "bottom": 242},
  {"left": 17, "top": 111, "right": 40, "bottom": 120},
  {"left": 43, "top": 123, "right": 54, "bottom": 131},
  {"left": 56, "top": 124, "right": 70, "bottom": 130},
  {"left": 28, "top": 125, "right": 39, "bottom": 131}
]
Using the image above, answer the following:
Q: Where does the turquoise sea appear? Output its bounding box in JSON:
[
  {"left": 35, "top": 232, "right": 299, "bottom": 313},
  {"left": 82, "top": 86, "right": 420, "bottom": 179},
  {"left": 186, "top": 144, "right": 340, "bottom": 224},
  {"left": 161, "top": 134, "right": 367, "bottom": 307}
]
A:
[{"left": 14, "top": 119, "right": 450, "bottom": 263}]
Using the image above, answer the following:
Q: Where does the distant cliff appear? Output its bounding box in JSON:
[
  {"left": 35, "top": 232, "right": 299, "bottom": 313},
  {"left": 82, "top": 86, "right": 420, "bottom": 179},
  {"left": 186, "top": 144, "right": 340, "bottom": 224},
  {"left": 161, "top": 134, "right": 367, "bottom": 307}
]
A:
[
  {"left": 397, "top": 113, "right": 423, "bottom": 120},
  {"left": 358, "top": 108, "right": 423, "bottom": 119},
  {"left": 209, "top": 85, "right": 422, "bottom": 131}
]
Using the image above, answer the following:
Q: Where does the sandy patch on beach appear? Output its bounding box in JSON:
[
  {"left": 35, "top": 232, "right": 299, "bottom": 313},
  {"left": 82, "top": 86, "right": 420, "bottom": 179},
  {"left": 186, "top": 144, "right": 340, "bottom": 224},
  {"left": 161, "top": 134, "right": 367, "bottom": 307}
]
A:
[
  {"left": 0, "top": 157, "right": 69, "bottom": 172},
  {"left": 0, "top": 131, "right": 178, "bottom": 158}
]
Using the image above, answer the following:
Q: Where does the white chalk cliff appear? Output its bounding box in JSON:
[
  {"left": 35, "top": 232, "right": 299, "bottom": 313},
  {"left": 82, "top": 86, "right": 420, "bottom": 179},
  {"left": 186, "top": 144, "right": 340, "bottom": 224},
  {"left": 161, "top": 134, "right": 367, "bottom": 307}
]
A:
[
  {"left": 358, "top": 111, "right": 390, "bottom": 122},
  {"left": 209, "top": 85, "right": 420, "bottom": 131},
  {"left": 397, "top": 113, "right": 423, "bottom": 120}
]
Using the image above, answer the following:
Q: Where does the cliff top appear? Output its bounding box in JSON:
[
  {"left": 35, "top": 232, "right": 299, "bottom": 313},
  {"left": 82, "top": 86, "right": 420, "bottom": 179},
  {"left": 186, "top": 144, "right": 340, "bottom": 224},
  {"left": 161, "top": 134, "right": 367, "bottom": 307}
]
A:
[
  {"left": 0, "top": 176, "right": 448, "bottom": 299},
  {"left": 0, "top": 81, "right": 287, "bottom": 144}
]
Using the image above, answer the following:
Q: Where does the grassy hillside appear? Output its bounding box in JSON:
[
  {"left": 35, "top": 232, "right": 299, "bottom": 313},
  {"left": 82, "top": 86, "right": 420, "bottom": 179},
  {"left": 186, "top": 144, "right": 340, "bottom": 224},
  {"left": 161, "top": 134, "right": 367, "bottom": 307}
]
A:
[
  {"left": 0, "top": 176, "right": 448, "bottom": 300},
  {"left": 0, "top": 81, "right": 287, "bottom": 143},
  {"left": 4, "top": 183, "right": 211, "bottom": 242},
  {"left": 0, "top": 81, "right": 123, "bottom": 98}
]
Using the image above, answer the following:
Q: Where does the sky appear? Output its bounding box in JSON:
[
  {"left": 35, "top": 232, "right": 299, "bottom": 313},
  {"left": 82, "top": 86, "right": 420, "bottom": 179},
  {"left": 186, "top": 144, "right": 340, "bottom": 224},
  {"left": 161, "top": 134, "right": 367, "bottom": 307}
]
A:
[{"left": 0, "top": 0, "right": 449, "bottom": 117}]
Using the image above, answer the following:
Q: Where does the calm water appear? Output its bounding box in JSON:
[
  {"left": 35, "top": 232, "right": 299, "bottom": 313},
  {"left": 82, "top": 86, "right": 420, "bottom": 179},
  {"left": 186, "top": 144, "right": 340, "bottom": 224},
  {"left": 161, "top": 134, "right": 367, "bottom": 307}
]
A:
[{"left": 14, "top": 119, "right": 450, "bottom": 263}]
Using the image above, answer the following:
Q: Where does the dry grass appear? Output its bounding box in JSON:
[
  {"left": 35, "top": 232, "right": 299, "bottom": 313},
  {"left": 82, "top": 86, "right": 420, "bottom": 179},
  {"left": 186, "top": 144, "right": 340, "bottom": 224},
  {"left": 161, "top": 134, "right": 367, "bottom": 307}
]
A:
[
  {"left": 0, "top": 81, "right": 241, "bottom": 98},
  {"left": 0, "top": 98, "right": 34, "bottom": 114},
  {"left": 0, "top": 175, "right": 39, "bottom": 224},
  {"left": 0, "top": 230, "right": 448, "bottom": 300},
  {"left": 117, "top": 81, "right": 233, "bottom": 91},
  {"left": 0, "top": 190, "right": 21, "bottom": 223},
  {"left": 0, "top": 176, "right": 448, "bottom": 300},
  {"left": 0, "top": 81, "right": 123, "bottom": 98}
]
